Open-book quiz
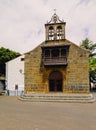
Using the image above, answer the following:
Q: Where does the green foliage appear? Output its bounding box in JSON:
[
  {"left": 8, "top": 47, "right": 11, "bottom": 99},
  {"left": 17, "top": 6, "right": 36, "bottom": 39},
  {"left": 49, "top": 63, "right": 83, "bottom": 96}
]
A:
[
  {"left": 80, "top": 38, "right": 96, "bottom": 81},
  {"left": 89, "top": 58, "right": 96, "bottom": 81},
  {"left": 80, "top": 38, "right": 96, "bottom": 57},
  {"left": 0, "top": 47, "right": 21, "bottom": 76}
]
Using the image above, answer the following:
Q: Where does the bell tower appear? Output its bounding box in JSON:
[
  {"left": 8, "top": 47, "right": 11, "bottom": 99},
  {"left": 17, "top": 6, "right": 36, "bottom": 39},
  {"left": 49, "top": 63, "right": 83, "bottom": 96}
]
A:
[
  {"left": 45, "top": 12, "right": 66, "bottom": 41},
  {"left": 42, "top": 12, "right": 69, "bottom": 67}
]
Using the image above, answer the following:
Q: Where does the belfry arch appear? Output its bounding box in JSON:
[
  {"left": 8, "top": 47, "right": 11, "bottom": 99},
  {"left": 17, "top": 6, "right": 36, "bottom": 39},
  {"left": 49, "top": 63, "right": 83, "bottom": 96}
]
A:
[
  {"left": 48, "top": 26, "right": 54, "bottom": 40},
  {"left": 57, "top": 26, "right": 62, "bottom": 39}
]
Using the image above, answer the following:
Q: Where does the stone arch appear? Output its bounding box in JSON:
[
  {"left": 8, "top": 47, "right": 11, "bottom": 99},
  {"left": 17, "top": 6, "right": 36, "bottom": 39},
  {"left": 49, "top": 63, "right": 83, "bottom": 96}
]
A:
[
  {"left": 57, "top": 26, "right": 62, "bottom": 39},
  {"left": 48, "top": 26, "right": 54, "bottom": 40},
  {"left": 49, "top": 71, "right": 63, "bottom": 92}
]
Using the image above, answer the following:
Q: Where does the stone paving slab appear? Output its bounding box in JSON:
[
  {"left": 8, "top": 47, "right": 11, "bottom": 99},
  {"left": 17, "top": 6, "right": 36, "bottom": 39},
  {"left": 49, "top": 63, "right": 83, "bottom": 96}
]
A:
[{"left": 0, "top": 95, "right": 96, "bottom": 130}]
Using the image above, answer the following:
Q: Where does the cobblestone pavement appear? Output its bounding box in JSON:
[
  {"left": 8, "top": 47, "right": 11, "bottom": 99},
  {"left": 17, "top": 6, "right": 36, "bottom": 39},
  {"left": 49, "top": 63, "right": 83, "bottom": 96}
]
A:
[{"left": 0, "top": 93, "right": 96, "bottom": 130}]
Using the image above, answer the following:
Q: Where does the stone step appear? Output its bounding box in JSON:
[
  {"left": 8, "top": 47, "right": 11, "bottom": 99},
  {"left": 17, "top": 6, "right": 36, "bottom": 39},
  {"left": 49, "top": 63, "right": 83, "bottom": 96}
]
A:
[
  {"left": 21, "top": 95, "right": 93, "bottom": 100},
  {"left": 19, "top": 93, "right": 96, "bottom": 103}
]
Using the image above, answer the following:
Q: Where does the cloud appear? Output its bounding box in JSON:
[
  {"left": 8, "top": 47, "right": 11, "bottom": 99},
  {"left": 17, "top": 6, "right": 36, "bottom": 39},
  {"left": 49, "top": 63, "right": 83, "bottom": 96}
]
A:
[
  {"left": 77, "top": 0, "right": 93, "bottom": 6},
  {"left": 0, "top": 0, "right": 96, "bottom": 53}
]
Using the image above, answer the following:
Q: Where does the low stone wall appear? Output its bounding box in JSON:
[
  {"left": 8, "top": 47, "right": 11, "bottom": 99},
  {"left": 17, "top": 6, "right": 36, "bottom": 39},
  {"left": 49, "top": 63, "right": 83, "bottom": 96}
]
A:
[
  {"left": 25, "top": 83, "right": 48, "bottom": 93},
  {"left": 25, "top": 83, "right": 89, "bottom": 94},
  {"left": 64, "top": 85, "right": 89, "bottom": 93}
]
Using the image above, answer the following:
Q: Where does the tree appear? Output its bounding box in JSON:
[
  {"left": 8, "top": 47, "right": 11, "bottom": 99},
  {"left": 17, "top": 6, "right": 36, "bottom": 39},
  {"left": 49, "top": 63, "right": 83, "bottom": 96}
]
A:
[
  {"left": 89, "top": 58, "right": 96, "bottom": 81},
  {"left": 80, "top": 38, "right": 96, "bottom": 82},
  {"left": 80, "top": 38, "right": 96, "bottom": 57},
  {"left": 0, "top": 47, "right": 21, "bottom": 76}
]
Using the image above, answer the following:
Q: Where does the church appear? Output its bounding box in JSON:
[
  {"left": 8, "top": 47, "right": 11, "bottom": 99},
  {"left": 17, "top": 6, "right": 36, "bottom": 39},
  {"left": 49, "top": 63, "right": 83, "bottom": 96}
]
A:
[{"left": 24, "top": 13, "right": 90, "bottom": 94}]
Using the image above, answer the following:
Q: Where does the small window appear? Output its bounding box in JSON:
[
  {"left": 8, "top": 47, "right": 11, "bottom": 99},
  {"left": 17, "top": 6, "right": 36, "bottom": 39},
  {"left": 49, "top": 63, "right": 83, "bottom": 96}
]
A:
[
  {"left": 61, "top": 49, "right": 66, "bottom": 57},
  {"left": 57, "top": 26, "right": 62, "bottom": 40},
  {"left": 44, "top": 50, "right": 50, "bottom": 57},
  {"left": 48, "top": 26, "right": 54, "bottom": 40},
  {"left": 52, "top": 49, "right": 59, "bottom": 57},
  {"left": 21, "top": 58, "right": 24, "bottom": 61}
]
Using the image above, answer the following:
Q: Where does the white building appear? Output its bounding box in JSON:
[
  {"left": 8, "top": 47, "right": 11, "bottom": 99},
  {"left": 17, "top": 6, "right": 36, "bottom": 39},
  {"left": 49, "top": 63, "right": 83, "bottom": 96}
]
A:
[{"left": 6, "top": 55, "right": 24, "bottom": 96}]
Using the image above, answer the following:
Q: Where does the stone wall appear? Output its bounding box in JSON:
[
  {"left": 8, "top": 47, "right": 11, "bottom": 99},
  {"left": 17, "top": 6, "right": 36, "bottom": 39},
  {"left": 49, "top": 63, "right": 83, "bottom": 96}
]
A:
[
  {"left": 65, "top": 42, "right": 90, "bottom": 93},
  {"left": 25, "top": 43, "right": 47, "bottom": 93},
  {"left": 25, "top": 40, "right": 90, "bottom": 93}
]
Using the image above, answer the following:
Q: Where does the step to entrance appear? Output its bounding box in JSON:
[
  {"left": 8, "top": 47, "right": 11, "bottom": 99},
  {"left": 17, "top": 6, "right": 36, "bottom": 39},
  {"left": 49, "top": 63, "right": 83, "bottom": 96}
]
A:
[{"left": 19, "top": 93, "right": 96, "bottom": 103}]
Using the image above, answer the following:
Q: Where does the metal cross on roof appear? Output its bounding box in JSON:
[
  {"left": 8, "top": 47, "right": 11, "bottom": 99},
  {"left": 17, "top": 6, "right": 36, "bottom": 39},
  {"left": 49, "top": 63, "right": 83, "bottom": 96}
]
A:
[{"left": 54, "top": 9, "right": 57, "bottom": 14}]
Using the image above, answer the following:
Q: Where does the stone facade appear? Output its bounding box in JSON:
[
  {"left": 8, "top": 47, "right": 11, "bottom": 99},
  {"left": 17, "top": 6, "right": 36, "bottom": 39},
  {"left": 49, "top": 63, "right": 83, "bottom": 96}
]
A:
[{"left": 25, "top": 13, "right": 90, "bottom": 94}]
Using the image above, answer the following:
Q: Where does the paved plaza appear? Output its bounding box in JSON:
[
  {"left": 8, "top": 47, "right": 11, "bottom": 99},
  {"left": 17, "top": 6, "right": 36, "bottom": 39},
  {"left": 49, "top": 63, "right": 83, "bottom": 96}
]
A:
[{"left": 0, "top": 94, "right": 96, "bottom": 130}]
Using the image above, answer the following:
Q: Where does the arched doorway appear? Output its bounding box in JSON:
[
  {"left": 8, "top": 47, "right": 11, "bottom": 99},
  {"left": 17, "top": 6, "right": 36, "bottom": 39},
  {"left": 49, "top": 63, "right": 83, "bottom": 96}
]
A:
[{"left": 49, "top": 71, "right": 63, "bottom": 92}]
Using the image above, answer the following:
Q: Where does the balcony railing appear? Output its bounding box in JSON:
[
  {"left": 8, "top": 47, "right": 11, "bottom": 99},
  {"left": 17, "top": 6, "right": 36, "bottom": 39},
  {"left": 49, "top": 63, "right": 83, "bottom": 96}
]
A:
[{"left": 43, "top": 57, "right": 67, "bottom": 66}]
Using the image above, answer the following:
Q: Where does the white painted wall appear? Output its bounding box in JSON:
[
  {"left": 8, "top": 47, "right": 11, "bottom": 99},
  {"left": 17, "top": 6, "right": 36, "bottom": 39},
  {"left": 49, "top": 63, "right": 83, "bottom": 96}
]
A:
[{"left": 6, "top": 55, "right": 24, "bottom": 96}]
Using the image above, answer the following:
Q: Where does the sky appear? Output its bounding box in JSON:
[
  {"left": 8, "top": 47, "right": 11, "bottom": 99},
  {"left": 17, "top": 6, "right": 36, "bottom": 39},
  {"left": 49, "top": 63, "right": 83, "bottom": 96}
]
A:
[{"left": 0, "top": 0, "right": 96, "bottom": 54}]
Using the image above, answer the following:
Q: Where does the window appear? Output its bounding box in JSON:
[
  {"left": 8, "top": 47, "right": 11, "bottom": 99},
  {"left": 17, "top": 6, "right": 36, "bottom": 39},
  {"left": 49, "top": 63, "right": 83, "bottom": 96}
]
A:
[
  {"left": 21, "top": 58, "right": 24, "bottom": 61},
  {"left": 52, "top": 49, "right": 59, "bottom": 57},
  {"left": 57, "top": 26, "right": 62, "bottom": 39},
  {"left": 61, "top": 49, "right": 67, "bottom": 57},
  {"left": 44, "top": 50, "right": 50, "bottom": 57},
  {"left": 48, "top": 26, "right": 54, "bottom": 40}
]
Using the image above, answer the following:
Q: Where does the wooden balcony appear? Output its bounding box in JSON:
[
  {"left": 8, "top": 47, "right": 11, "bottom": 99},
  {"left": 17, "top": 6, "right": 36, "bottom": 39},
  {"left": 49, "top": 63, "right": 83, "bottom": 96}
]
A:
[{"left": 43, "top": 57, "right": 67, "bottom": 66}]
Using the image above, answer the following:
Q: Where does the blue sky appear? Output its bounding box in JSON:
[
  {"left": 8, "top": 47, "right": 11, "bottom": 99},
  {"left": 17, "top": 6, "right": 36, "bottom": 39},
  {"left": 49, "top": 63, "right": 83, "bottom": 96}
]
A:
[{"left": 0, "top": 0, "right": 96, "bottom": 53}]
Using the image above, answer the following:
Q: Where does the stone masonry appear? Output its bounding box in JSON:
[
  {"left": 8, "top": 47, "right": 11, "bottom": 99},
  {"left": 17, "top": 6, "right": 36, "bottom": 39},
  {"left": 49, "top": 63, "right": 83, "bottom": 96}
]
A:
[{"left": 25, "top": 40, "right": 90, "bottom": 93}]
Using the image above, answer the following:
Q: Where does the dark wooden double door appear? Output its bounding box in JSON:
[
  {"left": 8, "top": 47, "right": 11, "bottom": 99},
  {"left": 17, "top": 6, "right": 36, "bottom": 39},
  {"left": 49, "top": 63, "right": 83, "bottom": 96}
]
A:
[{"left": 49, "top": 71, "right": 63, "bottom": 92}]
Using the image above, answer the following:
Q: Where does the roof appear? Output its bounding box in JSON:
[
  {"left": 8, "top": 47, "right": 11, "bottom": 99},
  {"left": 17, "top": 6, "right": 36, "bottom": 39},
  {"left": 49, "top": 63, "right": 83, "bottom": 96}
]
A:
[
  {"left": 25, "top": 39, "right": 90, "bottom": 56},
  {"left": 5, "top": 55, "right": 25, "bottom": 64}
]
